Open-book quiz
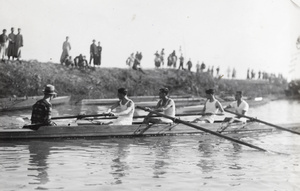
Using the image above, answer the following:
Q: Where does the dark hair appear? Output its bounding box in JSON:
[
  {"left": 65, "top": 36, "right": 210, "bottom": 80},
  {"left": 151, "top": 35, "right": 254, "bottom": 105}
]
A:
[
  {"left": 118, "top": 88, "right": 128, "bottom": 95},
  {"left": 205, "top": 89, "right": 215, "bottom": 95},
  {"left": 236, "top": 91, "right": 243, "bottom": 96},
  {"left": 159, "top": 87, "right": 169, "bottom": 95}
]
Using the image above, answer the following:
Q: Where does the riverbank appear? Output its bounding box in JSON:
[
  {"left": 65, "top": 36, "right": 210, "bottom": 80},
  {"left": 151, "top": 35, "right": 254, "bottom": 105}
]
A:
[{"left": 0, "top": 60, "right": 288, "bottom": 102}]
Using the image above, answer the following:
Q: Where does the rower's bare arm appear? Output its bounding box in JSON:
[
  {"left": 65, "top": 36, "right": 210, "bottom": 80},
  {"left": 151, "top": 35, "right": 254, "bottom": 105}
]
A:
[
  {"left": 216, "top": 101, "right": 225, "bottom": 113},
  {"left": 202, "top": 101, "right": 207, "bottom": 114},
  {"left": 116, "top": 102, "right": 134, "bottom": 116},
  {"left": 106, "top": 102, "right": 119, "bottom": 113},
  {"left": 240, "top": 110, "right": 247, "bottom": 116},
  {"left": 224, "top": 105, "right": 231, "bottom": 109}
]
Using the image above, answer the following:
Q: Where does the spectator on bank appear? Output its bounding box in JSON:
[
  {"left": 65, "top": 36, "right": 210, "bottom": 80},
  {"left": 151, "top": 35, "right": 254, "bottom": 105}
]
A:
[
  {"left": 83, "top": 56, "right": 88, "bottom": 67},
  {"left": 232, "top": 68, "right": 236, "bottom": 79},
  {"left": 89, "top": 39, "right": 97, "bottom": 66},
  {"left": 160, "top": 48, "right": 165, "bottom": 67},
  {"left": 178, "top": 54, "right": 184, "bottom": 70},
  {"left": 251, "top": 69, "right": 255, "bottom": 79},
  {"left": 74, "top": 54, "right": 87, "bottom": 68},
  {"left": 7, "top": 27, "right": 16, "bottom": 60},
  {"left": 60, "top": 36, "right": 71, "bottom": 65},
  {"left": 247, "top": 69, "right": 250, "bottom": 79},
  {"left": 0, "top": 29, "right": 8, "bottom": 62},
  {"left": 95, "top": 41, "right": 102, "bottom": 67},
  {"left": 154, "top": 51, "right": 161, "bottom": 68},
  {"left": 216, "top": 66, "right": 220, "bottom": 76},
  {"left": 200, "top": 62, "right": 206, "bottom": 72},
  {"left": 15, "top": 28, "right": 23, "bottom": 62},
  {"left": 132, "top": 52, "right": 145, "bottom": 74},
  {"left": 65, "top": 56, "right": 74, "bottom": 67},
  {"left": 211, "top": 66, "right": 214, "bottom": 76},
  {"left": 126, "top": 53, "right": 135, "bottom": 67},
  {"left": 196, "top": 61, "right": 200, "bottom": 73},
  {"left": 186, "top": 58, "right": 192, "bottom": 71}
]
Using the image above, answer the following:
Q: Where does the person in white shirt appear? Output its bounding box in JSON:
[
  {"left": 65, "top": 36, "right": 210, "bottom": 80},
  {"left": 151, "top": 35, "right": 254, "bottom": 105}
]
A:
[
  {"left": 105, "top": 88, "right": 135, "bottom": 125},
  {"left": 192, "top": 89, "right": 224, "bottom": 123},
  {"left": 143, "top": 87, "right": 176, "bottom": 124},
  {"left": 224, "top": 91, "right": 249, "bottom": 123}
]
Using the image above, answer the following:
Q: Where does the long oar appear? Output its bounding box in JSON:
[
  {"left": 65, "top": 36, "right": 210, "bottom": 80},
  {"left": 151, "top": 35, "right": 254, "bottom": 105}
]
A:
[
  {"left": 137, "top": 106, "right": 268, "bottom": 152},
  {"left": 224, "top": 109, "right": 300, "bottom": 136},
  {"left": 23, "top": 113, "right": 112, "bottom": 130},
  {"left": 52, "top": 113, "right": 110, "bottom": 120},
  {"left": 90, "top": 112, "right": 224, "bottom": 120}
]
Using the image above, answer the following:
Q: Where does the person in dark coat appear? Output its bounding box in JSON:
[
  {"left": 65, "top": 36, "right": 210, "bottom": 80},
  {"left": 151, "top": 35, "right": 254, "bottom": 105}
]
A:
[
  {"left": 95, "top": 41, "right": 102, "bottom": 66},
  {"left": 7, "top": 27, "right": 15, "bottom": 60},
  {"left": 74, "top": 54, "right": 86, "bottom": 68},
  {"left": 89, "top": 39, "right": 97, "bottom": 66},
  {"left": 186, "top": 59, "right": 192, "bottom": 71},
  {"left": 178, "top": 54, "right": 184, "bottom": 70}
]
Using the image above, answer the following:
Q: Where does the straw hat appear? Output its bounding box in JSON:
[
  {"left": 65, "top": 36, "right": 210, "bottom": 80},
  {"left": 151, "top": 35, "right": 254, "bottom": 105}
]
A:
[{"left": 43, "top": 84, "right": 57, "bottom": 95}]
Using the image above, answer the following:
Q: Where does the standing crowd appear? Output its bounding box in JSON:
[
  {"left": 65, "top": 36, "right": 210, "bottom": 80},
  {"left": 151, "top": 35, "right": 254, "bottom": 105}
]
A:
[
  {"left": 0, "top": 27, "right": 23, "bottom": 63},
  {"left": 60, "top": 37, "right": 102, "bottom": 69}
]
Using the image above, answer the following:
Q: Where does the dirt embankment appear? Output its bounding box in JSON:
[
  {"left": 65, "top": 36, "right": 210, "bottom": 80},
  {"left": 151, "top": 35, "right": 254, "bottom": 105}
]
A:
[{"left": 0, "top": 60, "right": 287, "bottom": 102}]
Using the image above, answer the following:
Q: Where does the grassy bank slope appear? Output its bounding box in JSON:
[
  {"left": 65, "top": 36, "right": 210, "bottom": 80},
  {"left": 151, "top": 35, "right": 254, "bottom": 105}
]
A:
[{"left": 0, "top": 60, "right": 287, "bottom": 102}]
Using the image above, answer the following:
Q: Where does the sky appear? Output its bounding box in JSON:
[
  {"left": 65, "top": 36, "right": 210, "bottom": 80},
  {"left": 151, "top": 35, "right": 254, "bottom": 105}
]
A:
[{"left": 1, "top": 0, "right": 300, "bottom": 80}]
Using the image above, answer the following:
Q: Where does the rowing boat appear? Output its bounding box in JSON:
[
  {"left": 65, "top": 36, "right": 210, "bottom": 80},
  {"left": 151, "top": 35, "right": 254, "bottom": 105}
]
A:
[
  {"left": 1, "top": 121, "right": 299, "bottom": 140},
  {"left": 0, "top": 96, "right": 71, "bottom": 111}
]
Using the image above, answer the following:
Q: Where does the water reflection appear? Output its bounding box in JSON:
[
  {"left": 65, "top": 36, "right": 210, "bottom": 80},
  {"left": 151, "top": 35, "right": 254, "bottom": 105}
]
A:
[
  {"left": 197, "top": 135, "right": 216, "bottom": 173},
  {"left": 151, "top": 138, "right": 171, "bottom": 178},
  {"left": 109, "top": 139, "right": 130, "bottom": 185},
  {"left": 28, "top": 140, "right": 50, "bottom": 185}
]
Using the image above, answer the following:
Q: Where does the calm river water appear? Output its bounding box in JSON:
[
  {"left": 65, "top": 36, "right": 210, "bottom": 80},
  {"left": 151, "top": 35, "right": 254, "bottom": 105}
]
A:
[{"left": 0, "top": 99, "right": 300, "bottom": 191}]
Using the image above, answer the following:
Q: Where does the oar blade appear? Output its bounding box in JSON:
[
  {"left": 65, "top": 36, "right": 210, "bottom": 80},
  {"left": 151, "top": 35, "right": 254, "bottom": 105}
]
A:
[
  {"left": 137, "top": 106, "right": 268, "bottom": 152},
  {"left": 224, "top": 109, "right": 300, "bottom": 136}
]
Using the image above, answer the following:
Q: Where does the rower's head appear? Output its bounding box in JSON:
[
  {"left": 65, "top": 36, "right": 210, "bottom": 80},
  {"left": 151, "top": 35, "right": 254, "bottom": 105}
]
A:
[
  {"left": 117, "top": 88, "right": 128, "bottom": 99},
  {"left": 205, "top": 89, "right": 215, "bottom": 99},
  {"left": 235, "top": 91, "right": 243, "bottom": 101},
  {"left": 43, "top": 84, "right": 57, "bottom": 99},
  {"left": 159, "top": 87, "right": 169, "bottom": 99}
]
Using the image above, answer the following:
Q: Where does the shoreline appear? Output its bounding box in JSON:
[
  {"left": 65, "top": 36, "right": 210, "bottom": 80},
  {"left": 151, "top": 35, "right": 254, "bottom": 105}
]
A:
[{"left": 0, "top": 60, "right": 288, "bottom": 103}]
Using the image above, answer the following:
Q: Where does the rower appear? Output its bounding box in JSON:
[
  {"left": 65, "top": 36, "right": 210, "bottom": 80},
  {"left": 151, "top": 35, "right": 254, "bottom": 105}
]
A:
[
  {"left": 191, "top": 89, "right": 224, "bottom": 123},
  {"left": 104, "top": 88, "right": 135, "bottom": 125},
  {"left": 31, "top": 84, "right": 57, "bottom": 126},
  {"left": 224, "top": 91, "right": 249, "bottom": 123},
  {"left": 143, "top": 87, "right": 176, "bottom": 124}
]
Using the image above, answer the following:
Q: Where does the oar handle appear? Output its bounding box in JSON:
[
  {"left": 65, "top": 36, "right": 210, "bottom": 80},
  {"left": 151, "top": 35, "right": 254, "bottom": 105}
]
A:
[
  {"left": 224, "top": 109, "right": 300, "bottom": 136},
  {"left": 137, "top": 106, "right": 268, "bottom": 152}
]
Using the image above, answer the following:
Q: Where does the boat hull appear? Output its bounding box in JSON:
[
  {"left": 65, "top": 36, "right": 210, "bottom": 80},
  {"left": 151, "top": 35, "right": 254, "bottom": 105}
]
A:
[{"left": 2, "top": 122, "right": 298, "bottom": 140}]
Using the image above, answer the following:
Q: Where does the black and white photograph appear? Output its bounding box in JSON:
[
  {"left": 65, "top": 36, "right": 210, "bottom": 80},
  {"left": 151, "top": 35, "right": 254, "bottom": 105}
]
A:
[{"left": 1, "top": 0, "right": 300, "bottom": 190}]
